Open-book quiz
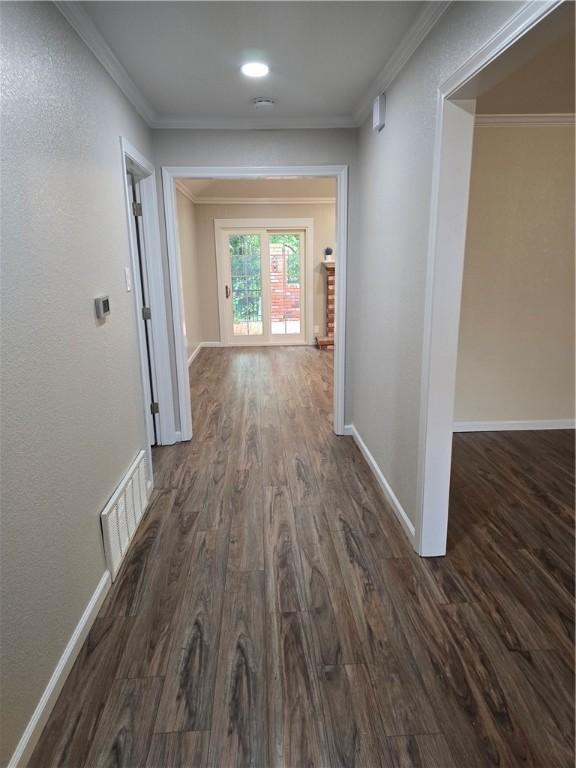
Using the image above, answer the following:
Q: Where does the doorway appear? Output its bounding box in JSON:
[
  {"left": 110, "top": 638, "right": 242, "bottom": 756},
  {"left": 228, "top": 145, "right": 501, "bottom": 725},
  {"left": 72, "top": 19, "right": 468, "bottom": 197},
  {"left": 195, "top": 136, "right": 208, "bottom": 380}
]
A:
[
  {"left": 162, "top": 166, "right": 349, "bottom": 438},
  {"left": 120, "top": 138, "right": 176, "bottom": 455},
  {"left": 416, "top": 0, "right": 573, "bottom": 556},
  {"left": 215, "top": 221, "right": 314, "bottom": 346},
  {"left": 126, "top": 170, "right": 158, "bottom": 444}
]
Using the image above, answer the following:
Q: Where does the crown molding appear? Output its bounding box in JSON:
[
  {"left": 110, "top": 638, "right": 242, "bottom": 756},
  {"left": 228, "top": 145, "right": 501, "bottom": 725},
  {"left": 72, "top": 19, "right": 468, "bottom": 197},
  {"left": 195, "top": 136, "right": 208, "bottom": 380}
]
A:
[
  {"left": 150, "top": 114, "right": 356, "bottom": 130},
  {"left": 175, "top": 180, "right": 198, "bottom": 202},
  {"left": 475, "top": 112, "right": 576, "bottom": 127},
  {"left": 353, "top": 1, "right": 452, "bottom": 125},
  {"left": 174, "top": 183, "right": 336, "bottom": 206},
  {"left": 194, "top": 196, "right": 336, "bottom": 206},
  {"left": 54, "top": 1, "right": 157, "bottom": 125}
]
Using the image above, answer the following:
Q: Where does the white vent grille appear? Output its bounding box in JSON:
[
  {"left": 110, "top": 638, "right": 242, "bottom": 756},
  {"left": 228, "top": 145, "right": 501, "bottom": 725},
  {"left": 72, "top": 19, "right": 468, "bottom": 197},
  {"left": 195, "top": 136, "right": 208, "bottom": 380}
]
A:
[{"left": 100, "top": 450, "right": 151, "bottom": 580}]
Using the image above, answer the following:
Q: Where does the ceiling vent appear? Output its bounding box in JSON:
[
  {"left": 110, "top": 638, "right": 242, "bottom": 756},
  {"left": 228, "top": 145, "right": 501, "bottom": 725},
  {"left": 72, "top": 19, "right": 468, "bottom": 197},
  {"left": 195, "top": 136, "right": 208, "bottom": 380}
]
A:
[{"left": 253, "top": 97, "right": 276, "bottom": 111}]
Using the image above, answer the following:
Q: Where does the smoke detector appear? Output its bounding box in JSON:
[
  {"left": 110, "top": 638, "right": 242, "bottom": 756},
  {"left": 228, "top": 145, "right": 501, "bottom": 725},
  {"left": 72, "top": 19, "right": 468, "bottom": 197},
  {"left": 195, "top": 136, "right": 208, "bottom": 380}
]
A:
[{"left": 253, "top": 97, "right": 276, "bottom": 111}]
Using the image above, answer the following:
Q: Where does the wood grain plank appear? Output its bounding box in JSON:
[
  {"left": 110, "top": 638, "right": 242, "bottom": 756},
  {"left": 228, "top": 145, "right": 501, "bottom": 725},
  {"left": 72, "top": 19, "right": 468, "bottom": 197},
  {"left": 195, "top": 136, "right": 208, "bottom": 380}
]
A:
[
  {"left": 266, "top": 610, "right": 329, "bottom": 768},
  {"left": 264, "top": 485, "right": 307, "bottom": 614},
  {"left": 154, "top": 528, "right": 229, "bottom": 732},
  {"left": 208, "top": 571, "right": 267, "bottom": 767},
  {"left": 385, "top": 566, "right": 540, "bottom": 767},
  {"left": 227, "top": 469, "right": 265, "bottom": 572},
  {"left": 441, "top": 602, "right": 573, "bottom": 768},
  {"left": 28, "top": 617, "right": 134, "bottom": 768},
  {"left": 387, "top": 735, "right": 456, "bottom": 768},
  {"left": 98, "top": 490, "right": 174, "bottom": 619},
  {"left": 330, "top": 521, "right": 439, "bottom": 736},
  {"left": 115, "top": 506, "right": 199, "bottom": 679},
  {"left": 294, "top": 504, "right": 363, "bottom": 665},
  {"left": 145, "top": 732, "right": 209, "bottom": 768},
  {"left": 84, "top": 677, "right": 162, "bottom": 768},
  {"left": 511, "top": 648, "right": 574, "bottom": 748},
  {"left": 320, "top": 664, "right": 393, "bottom": 767}
]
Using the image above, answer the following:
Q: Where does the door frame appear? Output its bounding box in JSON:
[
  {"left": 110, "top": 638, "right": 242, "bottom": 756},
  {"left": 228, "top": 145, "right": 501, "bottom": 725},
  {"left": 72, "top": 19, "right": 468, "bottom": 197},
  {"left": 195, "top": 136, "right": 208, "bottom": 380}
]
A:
[
  {"left": 162, "top": 165, "right": 348, "bottom": 436},
  {"left": 415, "top": 0, "right": 563, "bottom": 556},
  {"left": 120, "top": 138, "right": 176, "bottom": 454},
  {"left": 214, "top": 218, "right": 314, "bottom": 346}
]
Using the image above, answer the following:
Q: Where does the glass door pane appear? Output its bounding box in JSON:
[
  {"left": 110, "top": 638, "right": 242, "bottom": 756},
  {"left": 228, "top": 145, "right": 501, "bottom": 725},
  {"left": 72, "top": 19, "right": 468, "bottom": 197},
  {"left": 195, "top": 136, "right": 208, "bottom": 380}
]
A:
[
  {"left": 269, "top": 233, "right": 302, "bottom": 336},
  {"left": 228, "top": 233, "right": 263, "bottom": 337}
]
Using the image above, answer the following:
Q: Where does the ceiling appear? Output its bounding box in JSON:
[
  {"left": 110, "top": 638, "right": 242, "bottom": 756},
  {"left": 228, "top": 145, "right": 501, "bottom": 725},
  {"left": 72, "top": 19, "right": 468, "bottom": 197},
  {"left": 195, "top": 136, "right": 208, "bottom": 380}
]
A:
[
  {"left": 59, "top": 1, "right": 450, "bottom": 129},
  {"left": 178, "top": 177, "right": 337, "bottom": 200}
]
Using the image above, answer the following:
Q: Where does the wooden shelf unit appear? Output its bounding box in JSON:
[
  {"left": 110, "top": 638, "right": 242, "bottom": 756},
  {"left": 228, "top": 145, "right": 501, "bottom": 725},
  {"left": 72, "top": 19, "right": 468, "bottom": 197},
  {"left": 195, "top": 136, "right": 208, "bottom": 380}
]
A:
[{"left": 316, "top": 261, "right": 335, "bottom": 350}]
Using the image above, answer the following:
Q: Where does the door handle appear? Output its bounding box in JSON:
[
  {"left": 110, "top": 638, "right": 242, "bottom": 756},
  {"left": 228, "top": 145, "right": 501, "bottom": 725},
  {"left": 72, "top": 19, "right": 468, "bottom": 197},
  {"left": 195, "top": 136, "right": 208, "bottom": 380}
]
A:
[{"left": 225, "top": 285, "right": 230, "bottom": 298}]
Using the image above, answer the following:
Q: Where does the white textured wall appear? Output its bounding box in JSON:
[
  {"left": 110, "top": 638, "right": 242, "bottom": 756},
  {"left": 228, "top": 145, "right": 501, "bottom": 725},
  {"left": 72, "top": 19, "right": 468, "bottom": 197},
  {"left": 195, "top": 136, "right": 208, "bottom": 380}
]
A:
[
  {"left": 176, "top": 190, "right": 203, "bottom": 356},
  {"left": 455, "top": 126, "right": 575, "bottom": 422},
  {"left": 0, "top": 3, "right": 152, "bottom": 762},
  {"left": 348, "top": 1, "right": 524, "bottom": 527}
]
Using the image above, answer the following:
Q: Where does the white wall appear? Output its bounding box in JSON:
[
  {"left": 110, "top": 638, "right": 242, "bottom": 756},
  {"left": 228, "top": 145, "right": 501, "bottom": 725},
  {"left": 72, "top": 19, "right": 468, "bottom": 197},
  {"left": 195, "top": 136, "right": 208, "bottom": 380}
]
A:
[
  {"left": 455, "top": 125, "right": 575, "bottom": 423},
  {"left": 0, "top": 3, "right": 152, "bottom": 763},
  {"left": 177, "top": 200, "right": 336, "bottom": 344},
  {"left": 176, "top": 189, "right": 204, "bottom": 357},
  {"left": 348, "top": 1, "right": 526, "bottom": 529}
]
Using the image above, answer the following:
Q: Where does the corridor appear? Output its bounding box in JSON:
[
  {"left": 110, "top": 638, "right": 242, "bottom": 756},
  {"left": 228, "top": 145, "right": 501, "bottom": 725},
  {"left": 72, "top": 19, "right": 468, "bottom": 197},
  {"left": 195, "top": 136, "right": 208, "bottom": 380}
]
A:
[{"left": 30, "top": 348, "right": 573, "bottom": 767}]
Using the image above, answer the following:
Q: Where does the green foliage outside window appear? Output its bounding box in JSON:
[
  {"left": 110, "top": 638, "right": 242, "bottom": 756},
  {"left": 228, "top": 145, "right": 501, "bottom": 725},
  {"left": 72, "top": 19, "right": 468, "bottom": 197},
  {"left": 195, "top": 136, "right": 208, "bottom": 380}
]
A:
[
  {"left": 270, "top": 234, "right": 300, "bottom": 284},
  {"left": 229, "top": 234, "right": 263, "bottom": 322}
]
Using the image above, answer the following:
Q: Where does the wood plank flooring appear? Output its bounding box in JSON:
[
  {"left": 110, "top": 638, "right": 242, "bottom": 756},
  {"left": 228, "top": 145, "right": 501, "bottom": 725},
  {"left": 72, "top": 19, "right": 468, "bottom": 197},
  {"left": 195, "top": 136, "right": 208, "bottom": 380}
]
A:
[{"left": 31, "top": 347, "right": 575, "bottom": 767}]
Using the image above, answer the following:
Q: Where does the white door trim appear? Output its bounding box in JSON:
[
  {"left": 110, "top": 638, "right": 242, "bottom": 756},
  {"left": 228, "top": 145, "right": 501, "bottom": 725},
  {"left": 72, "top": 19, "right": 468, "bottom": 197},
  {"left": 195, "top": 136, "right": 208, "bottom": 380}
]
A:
[
  {"left": 416, "top": 0, "right": 564, "bottom": 556},
  {"left": 120, "top": 138, "right": 176, "bottom": 451},
  {"left": 162, "top": 165, "right": 348, "bottom": 436},
  {"left": 214, "top": 218, "right": 314, "bottom": 346}
]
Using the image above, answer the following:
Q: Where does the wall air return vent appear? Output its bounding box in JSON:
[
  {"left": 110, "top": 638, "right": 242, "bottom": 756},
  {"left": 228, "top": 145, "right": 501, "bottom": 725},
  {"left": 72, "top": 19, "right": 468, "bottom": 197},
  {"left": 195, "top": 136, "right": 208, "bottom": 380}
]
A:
[{"left": 100, "top": 450, "right": 151, "bottom": 580}]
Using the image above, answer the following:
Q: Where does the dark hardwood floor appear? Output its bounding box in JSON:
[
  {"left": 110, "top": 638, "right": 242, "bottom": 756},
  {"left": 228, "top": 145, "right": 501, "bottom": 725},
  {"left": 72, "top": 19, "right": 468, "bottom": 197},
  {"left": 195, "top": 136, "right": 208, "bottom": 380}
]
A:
[{"left": 30, "top": 347, "right": 575, "bottom": 767}]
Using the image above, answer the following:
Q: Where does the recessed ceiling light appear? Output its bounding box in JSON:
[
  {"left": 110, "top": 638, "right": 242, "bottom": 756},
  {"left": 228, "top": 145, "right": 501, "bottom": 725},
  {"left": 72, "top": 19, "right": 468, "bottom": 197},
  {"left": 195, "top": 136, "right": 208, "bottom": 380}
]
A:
[{"left": 241, "top": 62, "right": 269, "bottom": 78}]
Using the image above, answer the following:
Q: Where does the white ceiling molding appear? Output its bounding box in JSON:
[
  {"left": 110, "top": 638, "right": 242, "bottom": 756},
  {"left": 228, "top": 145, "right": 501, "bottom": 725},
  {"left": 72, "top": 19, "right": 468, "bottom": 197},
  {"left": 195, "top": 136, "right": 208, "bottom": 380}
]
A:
[
  {"left": 54, "top": 1, "right": 158, "bottom": 125},
  {"left": 151, "top": 115, "right": 356, "bottom": 130},
  {"left": 174, "top": 182, "right": 336, "bottom": 206},
  {"left": 57, "top": 0, "right": 451, "bottom": 131},
  {"left": 475, "top": 113, "right": 576, "bottom": 127},
  {"left": 174, "top": 180, "right": 198, "bottom": 202},
  {"left": 352, "top": 1, "right": 452, "bottom": 125},
  {"left": 191, "top": 197, "right": 336, "bottom": 206}
]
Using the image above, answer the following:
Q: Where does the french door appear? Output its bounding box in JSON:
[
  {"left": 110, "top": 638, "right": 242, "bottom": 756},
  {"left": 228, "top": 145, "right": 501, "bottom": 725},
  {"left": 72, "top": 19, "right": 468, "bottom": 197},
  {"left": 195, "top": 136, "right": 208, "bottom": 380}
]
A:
[{"left": 216, "top": 226, "right": 306, "bottom": 345}]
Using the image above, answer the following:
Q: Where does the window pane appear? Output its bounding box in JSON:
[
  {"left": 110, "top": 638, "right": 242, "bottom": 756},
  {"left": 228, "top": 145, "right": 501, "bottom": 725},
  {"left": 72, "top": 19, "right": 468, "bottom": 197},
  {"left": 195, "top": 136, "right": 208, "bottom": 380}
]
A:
[
  {"left": 228, "top": 234, "right": 263, "bottom": 336},
  {"left": 269, "top": 234, "right": 301, "bottom": 335}
]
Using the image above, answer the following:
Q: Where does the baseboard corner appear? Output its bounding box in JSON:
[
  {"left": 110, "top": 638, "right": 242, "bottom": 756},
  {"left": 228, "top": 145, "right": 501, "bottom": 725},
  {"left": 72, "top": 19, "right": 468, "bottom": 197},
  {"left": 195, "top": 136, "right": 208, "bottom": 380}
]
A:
[
  {"left": 201, "top": 340, "right": 223, "bottom": 348},
  {"left": 7, "top": 570, "right": 111, "bottom": 768},
  {"left": 187, "top": 345, "right": 202, "bottom": 367},
  {"left": 346, "top": 423, "right": 416, "bottom": 543}
]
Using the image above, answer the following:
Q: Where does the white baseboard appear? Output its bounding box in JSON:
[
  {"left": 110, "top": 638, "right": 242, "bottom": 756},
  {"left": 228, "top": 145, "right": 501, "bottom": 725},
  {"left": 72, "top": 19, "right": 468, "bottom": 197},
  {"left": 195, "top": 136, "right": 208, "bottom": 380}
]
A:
[
  {"left": 343, "top": 423, "right": 416, "bottom": 543},
  {"left": 188, "top": 342, "right": 224, "bottom": 367},
  {"left": 453, "top": 419, "right": 576, "bottom": 432},
  {"left": 187, "top": 345, "right": 202, "bottom": 366},
  {"left": 188, "top": 341, "right": 223, "bottom": 367},
  {"left": 7, "top": 571, "right": 112, "bottom": 768}
]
